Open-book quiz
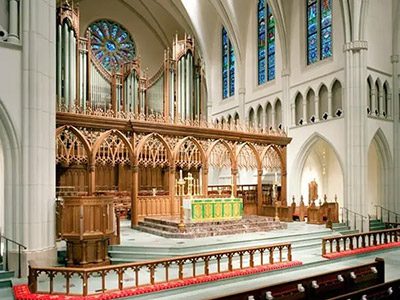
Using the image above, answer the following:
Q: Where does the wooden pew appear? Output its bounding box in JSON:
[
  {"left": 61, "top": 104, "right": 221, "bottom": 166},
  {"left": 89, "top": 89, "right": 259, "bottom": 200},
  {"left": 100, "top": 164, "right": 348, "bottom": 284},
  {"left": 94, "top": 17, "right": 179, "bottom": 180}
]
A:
[
  {"left": 213, "top": 258, "right": 384, "bottom": 300},
  {"left": 327, "top": 278, "right": 400, "bottom": 300}
]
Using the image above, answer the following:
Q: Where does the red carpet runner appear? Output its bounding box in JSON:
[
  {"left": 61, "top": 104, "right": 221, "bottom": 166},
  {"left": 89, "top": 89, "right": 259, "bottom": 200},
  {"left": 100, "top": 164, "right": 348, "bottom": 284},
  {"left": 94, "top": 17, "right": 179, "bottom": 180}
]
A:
[
  {"left": 322, "top": 241, "right": 400, "bottom": 259},
  {"left": 14, "top": 261, "right": 302, "bottom": 300}
]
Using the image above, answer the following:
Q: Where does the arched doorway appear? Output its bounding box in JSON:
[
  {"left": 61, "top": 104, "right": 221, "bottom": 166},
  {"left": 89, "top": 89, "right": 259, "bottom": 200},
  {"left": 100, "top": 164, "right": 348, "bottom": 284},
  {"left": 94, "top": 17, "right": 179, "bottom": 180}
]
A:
[
  {"left": 367, "top": 130, "right": 392, "bottom": 215},
  {"left": 298, "top": 137, "right": 344, "bottom": 207}
]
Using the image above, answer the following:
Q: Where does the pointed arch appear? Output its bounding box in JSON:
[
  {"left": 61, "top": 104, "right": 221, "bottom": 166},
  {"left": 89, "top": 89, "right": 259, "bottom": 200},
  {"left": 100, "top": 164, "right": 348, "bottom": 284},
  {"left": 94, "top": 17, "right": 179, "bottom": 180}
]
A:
[
  {"left": 260, "top": 144, "right": 284, "bottom": 171},
  {"left": 318, "top": 84, "right": 328, "bottom": 120},
  {"left": 266, "top": 102, "right": 273, "bottom": 129},
  {"left": 0, "top": 100, "right": 21, "bottom": 241},
  {"left": 173, "top": 136, "right": 207, "bottom": 168},
  {"left": 331, "top": 79, "right": 343, "bottom": 117},
  {"left": 256, "top": 104, "right": 263, "bottom": 128},
  {"left": 56, "top": 125, "right": 92, "bottom": 157},
  {"left": 134, "top": 132, "right": 173, "bottom": 166},
  {"left": 306, "top": 88, "right": 316, "bottom": 122},
  {"left": 236, "top": 142, "right": 262, "bottom": 170},
  {"left": 291, "top": 132, "right": 344, "bottom": 201},
  {"left": 91, "top": 129, "right": 134, "bottom": 165},
  {"left": 207, "top": 139, "right": 235, "bottom": 168},
  {"left": 368, "top": 128, "right": 393, "bottom": 211}
]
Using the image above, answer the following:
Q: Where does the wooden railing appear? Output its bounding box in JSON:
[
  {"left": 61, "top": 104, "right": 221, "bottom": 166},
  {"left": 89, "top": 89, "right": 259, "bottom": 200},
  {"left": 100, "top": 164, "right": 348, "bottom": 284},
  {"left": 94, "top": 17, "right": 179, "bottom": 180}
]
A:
[
  {"left": 322, "top": 228, "right": 400, "bottom": 256},
  {"left": 28, "top": 242, "right": 292, "bottom": 296}
]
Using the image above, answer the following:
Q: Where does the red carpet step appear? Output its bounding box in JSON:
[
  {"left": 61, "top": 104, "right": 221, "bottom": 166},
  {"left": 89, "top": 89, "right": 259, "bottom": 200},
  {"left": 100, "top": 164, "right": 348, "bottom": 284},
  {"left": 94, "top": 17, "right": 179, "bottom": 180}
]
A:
[
  {"left": 13, "top": 261, "right": 302, "bottom": 300},
  {"left": 322, "top": 242, "right": 400, "bottom": 259}
]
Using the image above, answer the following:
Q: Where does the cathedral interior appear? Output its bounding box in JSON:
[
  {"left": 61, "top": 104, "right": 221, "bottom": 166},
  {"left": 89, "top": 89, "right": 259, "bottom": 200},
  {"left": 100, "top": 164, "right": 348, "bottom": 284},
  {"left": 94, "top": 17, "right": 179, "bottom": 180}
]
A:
[{"left": 0, "top": 0, "right": 400, "bottom": 299}]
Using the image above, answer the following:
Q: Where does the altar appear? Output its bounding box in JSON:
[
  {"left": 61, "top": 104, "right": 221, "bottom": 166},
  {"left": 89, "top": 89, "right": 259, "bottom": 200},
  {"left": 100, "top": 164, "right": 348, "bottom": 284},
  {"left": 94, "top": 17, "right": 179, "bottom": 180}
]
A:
[{"left": 184, "top": 197, "right": 243, "bottom": 222}]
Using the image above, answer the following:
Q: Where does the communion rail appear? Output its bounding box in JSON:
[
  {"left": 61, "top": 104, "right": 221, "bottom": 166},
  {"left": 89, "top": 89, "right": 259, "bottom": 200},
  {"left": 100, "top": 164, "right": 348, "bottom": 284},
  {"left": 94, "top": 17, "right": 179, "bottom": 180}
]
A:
[
  {"left": 322, "top": 228, "right": 400, "bottom": 256},
  {"left": 28, "top": 242, "right": 293, "bottom": 296}
]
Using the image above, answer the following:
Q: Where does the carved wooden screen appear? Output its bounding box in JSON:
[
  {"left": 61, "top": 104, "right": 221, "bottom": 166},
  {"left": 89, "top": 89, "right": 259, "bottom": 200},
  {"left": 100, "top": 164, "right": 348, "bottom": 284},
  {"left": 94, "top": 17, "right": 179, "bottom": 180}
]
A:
[
  {"left": 208, "top": 142, "right": 232, "bottom": 169},
  {"left": 95, "top": 134, "right": 131, "bottom": 166},
  {"left": 237, "top": 144, "right": 258, "bottom": 170},
  {"left": 137, "top": 135, "right": 169, "bottom": 168},
  {"left": 175, "top": 138, "right": 202, "bottom": 169},
  {"left": 262, "top": 146, "right": 281, "bottom": 172},
  {"left": 56, "top": 129, "right": 89, "bottom": 165}
]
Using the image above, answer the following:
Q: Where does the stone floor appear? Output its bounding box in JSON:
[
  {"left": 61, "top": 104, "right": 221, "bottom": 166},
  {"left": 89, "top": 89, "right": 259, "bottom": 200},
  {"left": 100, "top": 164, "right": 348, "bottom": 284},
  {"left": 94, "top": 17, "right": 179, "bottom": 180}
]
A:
[{"left": 6, "top": 220, "right": 400, "bottom": 300}]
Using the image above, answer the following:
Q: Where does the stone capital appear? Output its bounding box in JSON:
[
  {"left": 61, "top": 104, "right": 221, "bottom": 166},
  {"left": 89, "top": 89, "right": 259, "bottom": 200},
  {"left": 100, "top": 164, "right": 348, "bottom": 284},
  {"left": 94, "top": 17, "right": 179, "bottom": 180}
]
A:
[{"left": 343, "top": 41, "right": 368, "bottom": 52}]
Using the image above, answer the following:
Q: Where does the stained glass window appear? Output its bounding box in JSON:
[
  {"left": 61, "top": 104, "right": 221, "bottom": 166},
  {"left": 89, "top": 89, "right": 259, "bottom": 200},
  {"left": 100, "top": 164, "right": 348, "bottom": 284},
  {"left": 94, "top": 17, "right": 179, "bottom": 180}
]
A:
[
  {"left": 307, "top": 0, "right": 332, "bottom": 64},
  {"left": 88, "top": 20, "right": 136, "bottom": 72},
  {"left": 222, "top": 27, "right": 235, "bottom": 99},
  {"left": 258, "top": 0, "right": 275, "bottom": 85}
]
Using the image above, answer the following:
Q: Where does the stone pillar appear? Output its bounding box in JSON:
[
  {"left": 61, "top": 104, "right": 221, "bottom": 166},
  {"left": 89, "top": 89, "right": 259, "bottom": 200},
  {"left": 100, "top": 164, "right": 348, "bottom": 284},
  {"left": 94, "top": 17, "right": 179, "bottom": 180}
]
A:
[
  {"left": 343, "top": 40, "right": 368, "bottom": 214},
  {"left": 131, "top": 165, "right": 139, "bottom": 227},
  {"left": 378, "top": 90, "right": 384, "bottom": 117},
  {"left": 19, "top": 0, "right": 57, "bottom": 273},
  {"left": 302, "top": 98, "right": 307, "bottom": 124},
  {"left": 327, "top": 92, "right": 333, "bottom": 118},
  {"left": 371, "top": 88, "right": 377, "bottom": 115},
  {"left": 290, "top": 103, "right": 295, "bottom": 126},
  {"left": 7, "top": 0, "right": 20, "bottom": 43},
  {"left": 391, "top": 54, "right": 400, "bottom": 212},
  {"left": 314, "top": 96, "right": 320, "bottom": 121}
]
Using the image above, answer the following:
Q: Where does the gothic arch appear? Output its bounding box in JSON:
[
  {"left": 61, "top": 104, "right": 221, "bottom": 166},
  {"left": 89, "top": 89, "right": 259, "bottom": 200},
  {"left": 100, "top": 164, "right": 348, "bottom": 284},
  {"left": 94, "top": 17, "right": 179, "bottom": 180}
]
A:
[
  {"left": 91, "top": 129, "right": 134, "bottom": 164},
  {"left": 236, "top": 142, "right": 262, "bottom": 170},
  {"left": 134, "top": 132, "right": 173, "bottom": 166},
  {"left": 292, "top": 132, "right": 345, "bottom": 202},
  {"left": 56, "top": 125, "right": 92, "bottom": 157},
  {"left": 0, "top": 100, "right": 21, "bottom": 240},
  {"left": 260, "top": 144, "right": 284, "bottom": 171},
  {"left": 207, "top": 139, "right": 235, "bottom": 167},
  {"left": 367, "top": 128, "right": 393, "bottom": 210},
  {"left": 173, "top": 136, "right": 207, "bottom": 168}
]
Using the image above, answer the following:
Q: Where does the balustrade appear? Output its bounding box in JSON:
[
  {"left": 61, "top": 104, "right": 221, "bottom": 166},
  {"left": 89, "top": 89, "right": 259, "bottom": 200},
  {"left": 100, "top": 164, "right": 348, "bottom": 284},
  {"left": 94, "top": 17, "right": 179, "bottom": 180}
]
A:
[
  {"left": 28, "top": 242, "right": 292, "bottom": 296},
  {"left": 322, "top": 228, "right": 400, "bottom": 256}
]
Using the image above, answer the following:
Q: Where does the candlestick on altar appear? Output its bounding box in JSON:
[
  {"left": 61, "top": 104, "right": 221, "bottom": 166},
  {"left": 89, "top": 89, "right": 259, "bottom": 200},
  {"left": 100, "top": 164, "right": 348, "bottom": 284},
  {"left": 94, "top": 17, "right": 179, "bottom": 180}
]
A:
[{"left": 177, "top": 173, "right": 186, "bottom": 233}]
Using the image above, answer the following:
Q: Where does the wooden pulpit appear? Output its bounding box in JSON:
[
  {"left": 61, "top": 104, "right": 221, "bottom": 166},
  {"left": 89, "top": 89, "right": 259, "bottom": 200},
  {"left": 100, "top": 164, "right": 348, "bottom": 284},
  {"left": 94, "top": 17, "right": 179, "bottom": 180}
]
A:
[{"left": 56, "top": 196, "right": 115, "bottom": 267}]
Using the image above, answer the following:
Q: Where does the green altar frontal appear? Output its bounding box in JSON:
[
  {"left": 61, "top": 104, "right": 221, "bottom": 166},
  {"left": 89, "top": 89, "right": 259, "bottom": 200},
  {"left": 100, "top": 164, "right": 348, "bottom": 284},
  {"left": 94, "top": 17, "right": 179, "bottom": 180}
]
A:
[{"left": 191, "top": 198, "right": 243, "bottom": 222}]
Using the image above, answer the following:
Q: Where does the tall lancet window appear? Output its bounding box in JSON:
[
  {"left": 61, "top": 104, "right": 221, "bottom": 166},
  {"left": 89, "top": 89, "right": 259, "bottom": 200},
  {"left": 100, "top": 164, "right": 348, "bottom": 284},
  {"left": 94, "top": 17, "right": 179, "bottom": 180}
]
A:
[
  {"left": 222, "top": 27, "right": 235, "bottom": 99},
  {"left": 258, "top": 0, "right": 275, "bottom": 85},
  {"left": 307, "top": 0, "right": 332, "bottom": 64}
]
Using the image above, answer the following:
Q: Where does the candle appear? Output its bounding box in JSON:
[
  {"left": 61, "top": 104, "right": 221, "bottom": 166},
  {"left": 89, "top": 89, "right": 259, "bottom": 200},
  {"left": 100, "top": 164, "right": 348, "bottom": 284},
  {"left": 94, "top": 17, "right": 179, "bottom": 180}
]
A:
[
  {"left": 274, "top": 172, "right": 277, "bottom": 183},
  {"left": 180, "top": 169, "right": 183, "bottom": 180}
]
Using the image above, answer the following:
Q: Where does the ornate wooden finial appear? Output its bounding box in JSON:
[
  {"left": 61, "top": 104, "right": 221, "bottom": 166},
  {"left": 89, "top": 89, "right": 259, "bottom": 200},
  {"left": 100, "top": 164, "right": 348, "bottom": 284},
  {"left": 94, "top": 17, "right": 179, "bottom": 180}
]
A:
[
  {"left": 334, "top": 194, "right": 338, "bottom": 202},
  {"left": 323, "top": 194, "right": 327, "bottom": 203},
  {"left": 292, "top": 195, "right": 295, "bottom": 203}
]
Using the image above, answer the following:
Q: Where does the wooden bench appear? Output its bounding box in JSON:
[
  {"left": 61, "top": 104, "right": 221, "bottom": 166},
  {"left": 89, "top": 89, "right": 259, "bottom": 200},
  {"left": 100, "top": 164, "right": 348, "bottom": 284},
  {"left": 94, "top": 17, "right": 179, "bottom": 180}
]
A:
[
  {"left": 213, "top": 258, "right": 384, "bottom": 300},
  {"left": 327, "top": 278, "right": 400, "bottom": 300}
]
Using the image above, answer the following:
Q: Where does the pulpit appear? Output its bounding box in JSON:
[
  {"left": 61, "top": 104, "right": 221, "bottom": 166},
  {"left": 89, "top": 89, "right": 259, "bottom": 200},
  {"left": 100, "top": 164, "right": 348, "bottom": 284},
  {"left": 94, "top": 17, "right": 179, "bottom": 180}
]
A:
[{"left": 56, "top": 196, "right": 115, "bottom": 267}]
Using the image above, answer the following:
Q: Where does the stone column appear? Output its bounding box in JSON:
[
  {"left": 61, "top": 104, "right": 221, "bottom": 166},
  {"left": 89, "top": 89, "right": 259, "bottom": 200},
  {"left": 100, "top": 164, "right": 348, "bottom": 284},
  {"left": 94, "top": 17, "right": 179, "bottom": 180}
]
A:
[
  {"left": 290, "top": 103, "right": 295, "bottom": 126},
  {"left": 7, "top": 0, "right": 20, "bottom": 43},
  {"left": 302, "top": 98, "right": 307, "bottom": 124},
  {"left": 19, "top": 0, "right": 57, "bottom": 273},
  {"left": 378, "top": 90, "right": 384, "bottom": 117},
  {"left": 371, "top": 88, "right": 377, "bottom": 115},
  {"left": 327, "top": 92, "right": 333, "bottom": 118},
  {"left": 314, "top": 96, "right": 320, "bottom": 121},
  {"left": 391, "top": 54, "right": 400, "bottom": 212},
  {"left": 280, "top": 147, "right": 287, "bottom": 206},
  {"left": 343, "top": 40, "right": 368, "bottom": 214}
]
